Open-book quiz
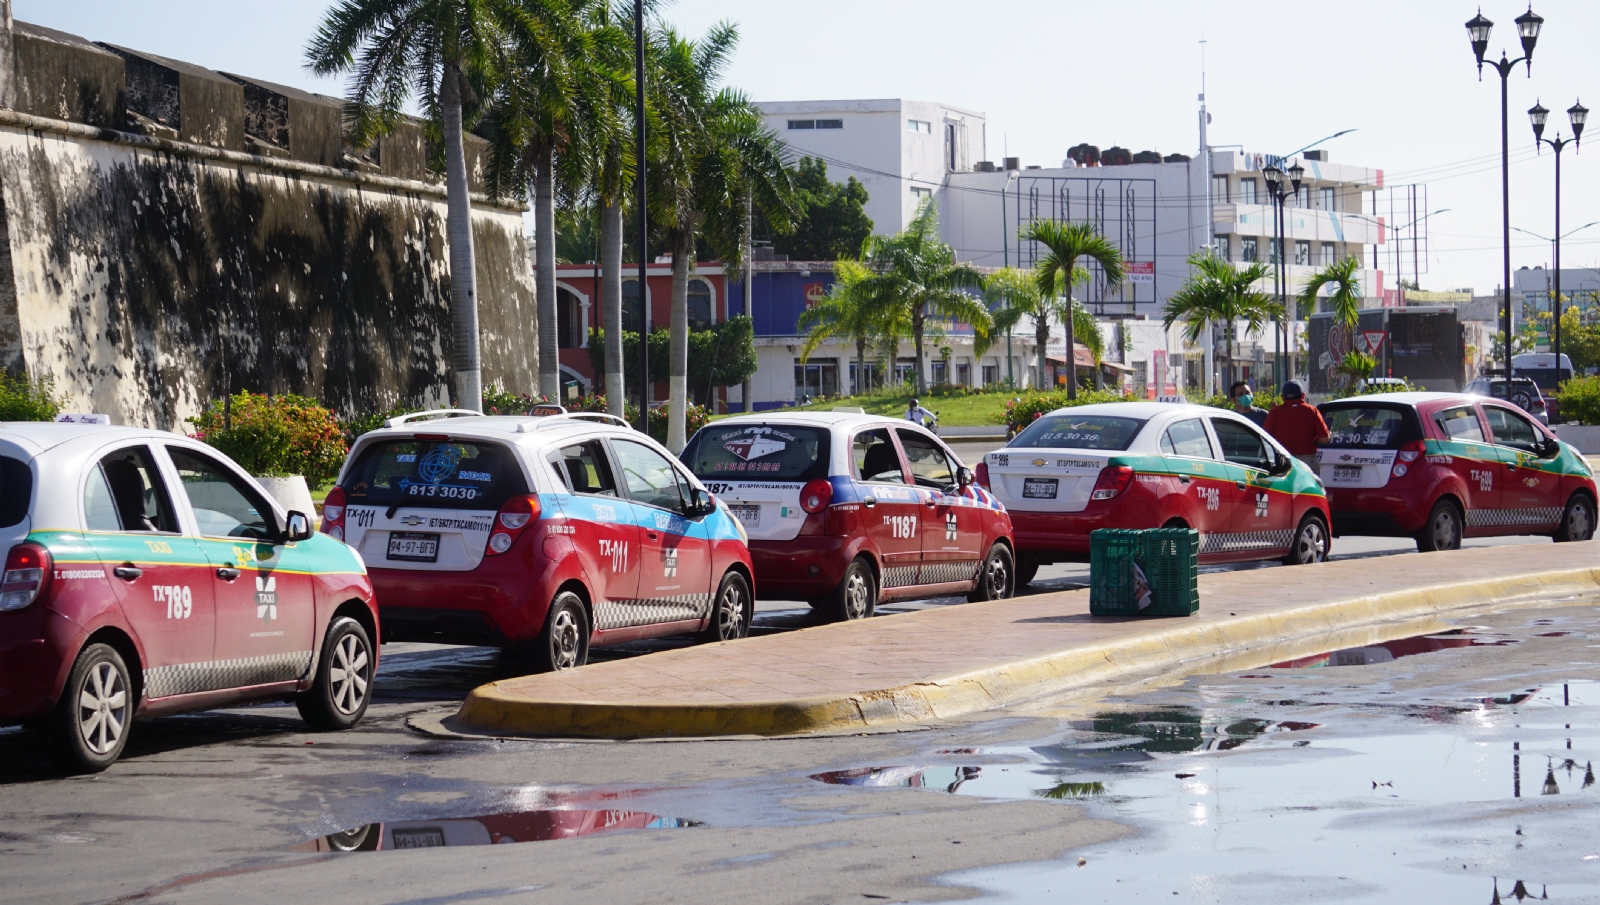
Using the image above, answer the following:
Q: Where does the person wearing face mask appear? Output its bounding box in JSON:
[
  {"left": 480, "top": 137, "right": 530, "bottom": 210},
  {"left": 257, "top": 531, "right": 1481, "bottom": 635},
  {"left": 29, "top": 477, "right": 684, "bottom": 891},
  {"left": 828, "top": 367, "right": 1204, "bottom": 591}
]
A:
[{"left": 1229, "top": 381, "right": 1268, "bottom": 426}]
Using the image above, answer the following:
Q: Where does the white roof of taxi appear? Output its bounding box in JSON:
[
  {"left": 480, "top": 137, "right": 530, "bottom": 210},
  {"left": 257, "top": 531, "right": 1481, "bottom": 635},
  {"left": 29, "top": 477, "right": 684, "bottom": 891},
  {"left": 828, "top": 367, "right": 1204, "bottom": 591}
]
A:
[
  {"left": 1036, "top": 401, "right": 1225, "bottom": 420},
  {"left": 709, "top": 411, "right": 911, "bottom": 432},
  {"left": 1325, "top": 392, "right": 1470, "bottom": 406},
  {"left": 359, "top": 413, "right": 635, "bottom": 448},
  {"left": 0, "top": 422, "right": 167, "bottom": 455}
]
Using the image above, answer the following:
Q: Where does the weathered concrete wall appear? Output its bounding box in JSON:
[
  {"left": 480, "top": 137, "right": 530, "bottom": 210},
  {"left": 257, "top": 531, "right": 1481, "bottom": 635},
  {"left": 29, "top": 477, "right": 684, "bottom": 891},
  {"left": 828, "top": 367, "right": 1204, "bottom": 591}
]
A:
[
  {"left": 12, "top": 23, "right": 123, "bottom": 128},
  {"left": 0, "top": 113, "right": 536, "bottom": 429}
]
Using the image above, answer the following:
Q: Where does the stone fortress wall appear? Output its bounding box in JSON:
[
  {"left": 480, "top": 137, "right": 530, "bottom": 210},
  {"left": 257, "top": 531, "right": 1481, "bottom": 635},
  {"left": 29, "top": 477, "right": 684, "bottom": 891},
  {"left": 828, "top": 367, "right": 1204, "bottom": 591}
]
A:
[{"left": 0, "top": 5, "right": 536, "bottom": 430}]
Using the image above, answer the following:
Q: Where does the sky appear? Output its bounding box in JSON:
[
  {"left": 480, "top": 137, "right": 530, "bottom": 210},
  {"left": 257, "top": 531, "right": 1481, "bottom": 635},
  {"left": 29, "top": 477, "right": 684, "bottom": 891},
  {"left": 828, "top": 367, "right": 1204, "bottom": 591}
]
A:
[{"left": 20, "top": 0, "right": 1600, "bottom": 296}]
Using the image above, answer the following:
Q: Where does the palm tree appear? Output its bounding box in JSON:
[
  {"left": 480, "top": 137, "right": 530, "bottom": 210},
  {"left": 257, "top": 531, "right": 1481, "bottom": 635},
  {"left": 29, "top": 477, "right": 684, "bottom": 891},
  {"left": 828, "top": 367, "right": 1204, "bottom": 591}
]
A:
[
  {"left": 1297, "top": 255, "right": 1363, "bottom": 381},
  {"left": 307, "top": 0, "right": 570, "bottom": 411},
  {"left": 798, "top": 259, "right": 885, "bottom": 394},
  {"left": 1163, "top": 249, "right": 1280, "bottom": 389},
  {"left": 1021, "top": 220, "right": 1124, "bottom": 399},
  {"left": 855, "top": 199, "right": 991, "bottom": 394}
]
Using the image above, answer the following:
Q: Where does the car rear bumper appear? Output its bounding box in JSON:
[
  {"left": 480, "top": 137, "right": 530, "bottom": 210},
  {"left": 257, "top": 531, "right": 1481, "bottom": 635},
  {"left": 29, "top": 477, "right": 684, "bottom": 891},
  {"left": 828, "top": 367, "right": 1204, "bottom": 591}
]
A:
[
  {"left": 369, "top": 553, "right": 554, "bottom": 644},
  {"left": 1008, "top": 509, "right": 1128, "bottom": 562},
  {"left": 749, "top": 537, "right": 851, "bottom": 600},
  {"left": 0, "top": 608, "right": 79, "bottom": 724},
  {"left": 1325, "top": 488, "right": 1429, "bottom": 535}
]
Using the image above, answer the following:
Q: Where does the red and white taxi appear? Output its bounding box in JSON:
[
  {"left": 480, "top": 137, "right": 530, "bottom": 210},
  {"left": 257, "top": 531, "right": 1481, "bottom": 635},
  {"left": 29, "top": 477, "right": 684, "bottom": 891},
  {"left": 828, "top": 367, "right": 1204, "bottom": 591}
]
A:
[
  {"left": 680, "top": 412, "right": 1015, "bottom": 620},
  {"left": 1316, "top": 392, "right": 1595, "bottom": 549},
  {"left": 325, "top": 410, "right": 754, "bottom": 671},
  {"left": 982, "top": 402, "right": 1333, "bottom": 585}
]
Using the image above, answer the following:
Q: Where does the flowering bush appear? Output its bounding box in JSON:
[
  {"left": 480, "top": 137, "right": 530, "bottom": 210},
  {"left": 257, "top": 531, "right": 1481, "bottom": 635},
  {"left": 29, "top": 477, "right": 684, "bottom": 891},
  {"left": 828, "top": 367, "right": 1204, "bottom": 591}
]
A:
[
  {"left": 568, "top": 394, "right": 640, "bottom": 424},
  {"left": 1004, "top": 389, "right": 1134, "bottom": 434},
  {"left": 340, "top": 404, "right": 423, "bottom": 446},
  {"left": 189, "top": 392, "right": 346, "bottom": 487},
  {"left": 0, "top": 373, "right": 61, "bottom": 421},
  {"left": 481, "top": 387, "right": 556, "bottom": 416},
  {"left": 1557, "top": 375, "right": 1600, "bottom": 425},
  {"left": 647, "top": 402, "right": 712, "bottom": 444}
]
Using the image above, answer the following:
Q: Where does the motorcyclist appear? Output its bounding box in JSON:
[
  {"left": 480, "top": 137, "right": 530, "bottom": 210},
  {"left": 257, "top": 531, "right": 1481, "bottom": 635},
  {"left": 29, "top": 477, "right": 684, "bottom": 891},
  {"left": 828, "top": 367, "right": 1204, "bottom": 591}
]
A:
[{"left": 905, "top": 398, "right": 938, "bottom": 429}]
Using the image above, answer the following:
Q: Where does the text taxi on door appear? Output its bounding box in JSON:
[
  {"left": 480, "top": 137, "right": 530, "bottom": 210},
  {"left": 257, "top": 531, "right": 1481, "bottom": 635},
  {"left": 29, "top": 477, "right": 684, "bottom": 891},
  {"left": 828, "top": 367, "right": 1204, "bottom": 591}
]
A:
[
  {"left": 321, "top": 409, "right": 754, "bottom": 672},
  {"left": 1314, "top": 392, "right": 1596, "bottom": 550},
  {"left": 980, "top": 402, "right": 1332, "bottom": 586},
  {"left": 679, "top": 412, "right": 1015, "bottom": 621},
  {"left": 0, "top": 422, "right": 376, "bottom": 773}
]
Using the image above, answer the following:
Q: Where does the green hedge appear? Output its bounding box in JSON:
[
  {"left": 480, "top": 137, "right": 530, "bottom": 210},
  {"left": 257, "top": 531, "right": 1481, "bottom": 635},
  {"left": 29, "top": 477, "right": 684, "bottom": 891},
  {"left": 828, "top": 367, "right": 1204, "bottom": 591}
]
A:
[
  {"left": 1005, "top": 390, "right": 1136, "bottom": 433},
  {"left": 1557, "top": 376, "right": 1600, "bottom": 425},
  {"left": 189, "top": 392, "right": 347, "bottom": 487}
]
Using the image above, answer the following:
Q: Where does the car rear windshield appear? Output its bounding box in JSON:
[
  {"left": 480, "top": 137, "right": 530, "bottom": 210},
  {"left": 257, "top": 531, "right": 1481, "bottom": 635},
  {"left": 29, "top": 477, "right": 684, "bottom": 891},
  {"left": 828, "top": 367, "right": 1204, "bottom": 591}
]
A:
[
  {"left": 1010, "top": 415, "right": 1145, "bottom": 451},
  {"left": 341, "top": 439, "right": 529, "bottom": 510},
  {"left": 1318, "top": 404, "right": 1423, "bottom": 449},
  {"left": 683, "top": 424, "right": 830, "bottom": 482}
]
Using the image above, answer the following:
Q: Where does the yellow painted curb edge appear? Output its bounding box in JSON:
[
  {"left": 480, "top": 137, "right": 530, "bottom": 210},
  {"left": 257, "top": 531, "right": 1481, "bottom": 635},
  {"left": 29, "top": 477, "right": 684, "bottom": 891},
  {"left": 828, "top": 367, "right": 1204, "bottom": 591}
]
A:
[{"left": 452, "top": 565, "right": 1600, "bottom": 739}]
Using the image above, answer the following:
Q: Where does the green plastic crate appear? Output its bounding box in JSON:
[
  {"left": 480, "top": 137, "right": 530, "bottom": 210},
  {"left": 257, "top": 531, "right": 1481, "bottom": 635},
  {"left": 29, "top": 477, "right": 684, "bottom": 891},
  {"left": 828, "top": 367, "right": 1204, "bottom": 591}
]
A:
[{"left": 1088, "top": 527, "right": 1200, "bottom": 617}]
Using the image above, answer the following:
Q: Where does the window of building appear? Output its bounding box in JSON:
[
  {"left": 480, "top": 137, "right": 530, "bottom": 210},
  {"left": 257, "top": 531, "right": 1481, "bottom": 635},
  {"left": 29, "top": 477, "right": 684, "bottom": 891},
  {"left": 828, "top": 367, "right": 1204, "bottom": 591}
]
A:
[
  {"left": 931, "top": 360, "right": 948, "bottom": 384},
  {"left": 956, "top": 361, "right": 971, "bottom": 386},
  {"left": 794, "top": 359, "right": 839, "bottom": 402},
  {"left": 622, "top": 279, "right": 644, "bottom": 332},
  {"left": 1213, "top": 235, "right": 1231, "bottom": 261},
  {"left": 982, "top": 362, "right": 999, "bottom": 385},
  {"left": 1212, "top": 175, "right": 1229, "bottom": 204},
  {"left": 945, "top": 123, "right": 957, "bottom": 171},
  {"left": 849, "top": 361, "right": 883, "bottom": 394},
  {"left": 1268, "top": 237, "right": 1280, "bottom": 264},
  {"left": 1240, "top": 236, "right": 1259, "bottom": 262},
  {"left": 816, "top": 119, "right": 843, "bottom": 130},
  {"left": 895, "top": 358, "right": 917, "bottom": 386},
  {"left": 1320, "top": 242, "right": 1336, "bottom": 266},
  {"left": 786, "top": 120, "right": 815, "bottom": 130},
  {"left": 1294, "top": 240, "right": 1311, "bottom": 266},
  {"left": 687, "top": 279, "right": 712, "bottom": 331},
  {"left": 1295, "top": 186, "right": 1310, "bottom": 208},
  {"left": 911, "top": 186, "right": 932, "bottom": 201},
  {"left": 908, "top": 119, "right": 932, "bottom": 134},
  {"left": 1238, "top": 177, "right": 1257, "bottom": 205},
  {"left": 557, "top": 286, "right": 584, "bottom": 348},
  {"left": 1320, "top": 187, "right": 1336, "bottom": 211}
]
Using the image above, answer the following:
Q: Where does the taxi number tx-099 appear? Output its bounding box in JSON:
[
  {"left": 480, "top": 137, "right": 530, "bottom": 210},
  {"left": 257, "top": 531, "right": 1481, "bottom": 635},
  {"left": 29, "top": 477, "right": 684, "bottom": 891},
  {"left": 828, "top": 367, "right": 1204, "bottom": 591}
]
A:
[{"left": 980, "top": 402, "right": 1331, "bottom": 586}]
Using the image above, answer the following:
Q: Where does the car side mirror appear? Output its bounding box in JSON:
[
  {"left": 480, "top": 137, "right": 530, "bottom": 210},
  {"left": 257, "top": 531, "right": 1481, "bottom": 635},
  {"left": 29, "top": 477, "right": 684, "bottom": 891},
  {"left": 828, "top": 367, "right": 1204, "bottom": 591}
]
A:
[
  {"left": 1540, "top": 436, "right": 1561, "bottom": 459},
  {"left": 688, "top": 487, "right": 715, "bottom": 518},
  {"left": 956, "top": 466, "right": 974, "bottom": 488},
  {"left": 1269, "top": 454, "right": 1294, "bottom": 476},
  {"left": 286, "top": 510, "right": 314, "bottom": 542}
]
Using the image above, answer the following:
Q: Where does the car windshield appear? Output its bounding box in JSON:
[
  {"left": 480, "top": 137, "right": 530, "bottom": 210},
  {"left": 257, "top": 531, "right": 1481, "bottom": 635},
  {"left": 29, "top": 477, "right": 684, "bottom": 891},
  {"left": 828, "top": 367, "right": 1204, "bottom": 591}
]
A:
[
  {"left": 1010, "top": 415, "right": 1145, "bottom": 451},
  {"left": 683, "top": 424, "right": 830, "bottom": 482},
  {"left": 341, "top": 439, "right": 529, "bottom": 510},
  {"left": 0, "top": 454, "right": 30, "bottom": 529},
  {"left": 1318, "top": 404, "right": 1422, "bottom": 449}
]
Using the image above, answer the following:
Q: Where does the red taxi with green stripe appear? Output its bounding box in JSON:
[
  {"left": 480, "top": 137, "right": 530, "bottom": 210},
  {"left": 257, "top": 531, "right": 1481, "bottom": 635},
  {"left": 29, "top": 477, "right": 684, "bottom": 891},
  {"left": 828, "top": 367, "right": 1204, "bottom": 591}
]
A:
[
  {"left": 1315, "top": 392, "right": 1595, "bottom": 549},
  {"left": 981, "top": 402, "right": 1332, "bottom": 585},
  {"left": 0, "top": 423, "right": 376, "bottom": 773}
]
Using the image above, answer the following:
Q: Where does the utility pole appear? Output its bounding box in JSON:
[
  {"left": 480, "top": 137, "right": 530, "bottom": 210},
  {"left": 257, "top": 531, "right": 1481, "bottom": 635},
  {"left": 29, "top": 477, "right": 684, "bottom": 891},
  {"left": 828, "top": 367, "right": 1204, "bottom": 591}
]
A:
[
  {"left": 1198, "top": 39, "right": 1215, "bottom": 398},
  {"left": 633, "top": 0, "right": 650, "bottom": 431}
]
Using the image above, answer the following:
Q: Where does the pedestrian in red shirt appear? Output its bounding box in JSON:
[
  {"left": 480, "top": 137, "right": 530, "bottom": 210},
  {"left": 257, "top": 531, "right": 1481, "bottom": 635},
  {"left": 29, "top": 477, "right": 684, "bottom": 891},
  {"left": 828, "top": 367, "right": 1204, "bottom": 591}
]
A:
[{"left": 1263, "top": 381, "right": 1329, "bottom": 464}]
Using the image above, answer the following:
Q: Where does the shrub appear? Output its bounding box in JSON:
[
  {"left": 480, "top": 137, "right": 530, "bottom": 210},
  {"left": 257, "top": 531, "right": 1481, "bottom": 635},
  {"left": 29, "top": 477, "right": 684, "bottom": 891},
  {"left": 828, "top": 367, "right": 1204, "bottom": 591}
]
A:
[
  {"left": 481, "top": 386, "right": 556, "bottom": 416},
  {"left": 1004, "top": 389, "right": 1134, "bottom": 434},
  {"left": 341, "top": 404, "right": 423, "bottom": 446},
  {"left": 0, "top": 373, "right": 61, "bottom": 421},
  {"left": 189, "top": 392, "right": 347, "bottom": 487},
  {"left": 647, "top": 402, "right": 712, "bottom": 444},
  {"left": 568, "top": 394, "right": 640, "bottom": 424},
  {"left": 1557, "top": 375, "right": 1600, "bottom": 425}
]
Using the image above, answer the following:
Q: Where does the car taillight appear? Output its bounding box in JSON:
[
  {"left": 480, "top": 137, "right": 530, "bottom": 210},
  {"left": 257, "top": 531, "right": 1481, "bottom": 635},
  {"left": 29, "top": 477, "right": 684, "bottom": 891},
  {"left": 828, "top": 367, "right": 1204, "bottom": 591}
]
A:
[
  {"left": 800, "top": 479, "right": 833, "bottom": 514},
  {"left": 975, "top": 461, "right": 991, "bottom": 489},
  {"left": 1532, "top": 398, "right": 1548, "bottom": 412},
  {"left": 320, "top": 486, "right": 347, "bottom": 542},
  {"left": 486, "top": 495, "right": 541, "bottom": 555},
  {"left": 1396, "top": 440, "right": 1425, "bottom": 463},
  {"left": 1091, "top": 465, "right": 1135, "bottom": 501},
  {"left": 0, "top": 543, "right": 51, "bottom": 612}
]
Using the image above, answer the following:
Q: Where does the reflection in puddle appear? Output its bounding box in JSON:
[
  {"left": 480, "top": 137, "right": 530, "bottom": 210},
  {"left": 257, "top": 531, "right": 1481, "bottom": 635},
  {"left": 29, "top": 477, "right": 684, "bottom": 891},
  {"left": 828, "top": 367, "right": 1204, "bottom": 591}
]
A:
[
  {"left": 290, "top": 810, "right": 697, "bottom": 852},
  {"left": 1269, "top": 628, "right": 1517, "bottom": 668}
]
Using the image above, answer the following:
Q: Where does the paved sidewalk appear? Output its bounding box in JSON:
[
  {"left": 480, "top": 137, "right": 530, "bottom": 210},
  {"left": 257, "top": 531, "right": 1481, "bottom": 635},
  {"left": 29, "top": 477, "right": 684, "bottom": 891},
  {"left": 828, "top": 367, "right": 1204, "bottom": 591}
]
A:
[{"left": 452, "top": 542, "right": 1600, "bottom": 739}]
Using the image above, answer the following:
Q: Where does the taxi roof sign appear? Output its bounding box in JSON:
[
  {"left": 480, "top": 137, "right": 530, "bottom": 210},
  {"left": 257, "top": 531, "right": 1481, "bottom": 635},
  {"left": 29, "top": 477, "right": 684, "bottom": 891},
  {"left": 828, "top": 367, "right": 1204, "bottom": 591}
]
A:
[{"left": 55, "top": 413, "right": 111, "bottom": 425}]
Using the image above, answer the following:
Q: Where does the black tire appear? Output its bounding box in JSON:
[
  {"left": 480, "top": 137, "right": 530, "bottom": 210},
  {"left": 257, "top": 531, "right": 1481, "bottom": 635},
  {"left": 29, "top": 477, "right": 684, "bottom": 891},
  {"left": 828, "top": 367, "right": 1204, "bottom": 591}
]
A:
[
  {"left": 1554, "top": 493, "right": 1597, "bottom": 543},
  {"left": 296, "top": 616, "right": 374, "bottom": 730},
  {"left": 1415, "top": 499, "right": 1463, "bottom": 552},
  {"left": 700, "top": 571, "right": 754, "bottom": 642},
  {"left": 968, "top": 543, "right": 1015, "bottom": 601},
  {"left": 824, "top": 557, "right": 876, "bottom": 622},
  {"left": 1281, "top": 512, "right": 1331, "bottom": 566},
  {"left": 1015, "top": 557, "right": 1040, "bottom": 589},
  {"left": 51, "top": 643, "right": 134, "bottom": 774},
  {"left": 528, "top": 591, "right": 590, "bottom": 673}
]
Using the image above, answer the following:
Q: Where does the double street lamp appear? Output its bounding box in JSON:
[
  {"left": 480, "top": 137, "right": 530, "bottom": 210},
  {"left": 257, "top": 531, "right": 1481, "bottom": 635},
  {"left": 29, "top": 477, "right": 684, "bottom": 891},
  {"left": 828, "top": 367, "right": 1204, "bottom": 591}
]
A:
[
  {"left": 1464, "top": 5, "right": 1544, "bottom": 378},
  {"left": 1262, "top": 159, "right": 1304, "bottom": 387},
  {"left": 1527, "top": 97, "right": 1586, "bottom": 368}
]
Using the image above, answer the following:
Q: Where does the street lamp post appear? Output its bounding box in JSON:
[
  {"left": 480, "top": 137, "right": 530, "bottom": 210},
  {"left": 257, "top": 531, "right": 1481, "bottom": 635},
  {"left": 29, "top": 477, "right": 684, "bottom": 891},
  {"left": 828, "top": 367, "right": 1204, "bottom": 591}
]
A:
[
  {"left": 1262, "top": 160, "right": 1303, "bottom": 388},
  {"left": 1001, "top": 169, "right": 1019, "bottom": 386},
  {"left": 633, "top": 0, "right": 650, "bottom": 432},
  {"left": 1465, "top": 6, "right": 1544, "bottom": 380},
  {"left": 1528, "top": 98, "right": 1587, "bottom": 369}
]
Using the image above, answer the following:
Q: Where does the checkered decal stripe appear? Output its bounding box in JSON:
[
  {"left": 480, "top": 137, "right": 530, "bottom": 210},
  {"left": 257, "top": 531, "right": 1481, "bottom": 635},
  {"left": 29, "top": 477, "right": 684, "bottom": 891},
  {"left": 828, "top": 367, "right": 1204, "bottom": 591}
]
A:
[
  {"left": 1465, "top": 506, "right": 1562, "bottom": 528},
  {"left": 882, "top": 565, "right": 920, "bottom": 588},
  {"left": 1199, "top": 530, "right": 1295, "bottom": 554},
  {"left": 145, "top": 651, "right": 313, "bottom": 698},
  {"left": 917, "top": 560, "right": 981, "bottom": 585},
  {"left": 593, "top": 594, "right": 712, "bottom": 630}
]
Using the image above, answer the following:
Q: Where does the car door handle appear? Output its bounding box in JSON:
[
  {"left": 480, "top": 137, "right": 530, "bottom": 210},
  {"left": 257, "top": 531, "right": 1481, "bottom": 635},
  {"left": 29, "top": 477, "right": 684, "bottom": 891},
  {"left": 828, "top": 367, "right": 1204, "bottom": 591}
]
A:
[
  {"left": 112, "top": 565, "right": 142, "bottom": 581},
  {"left": 1236, "top": 481, "right": 1248, "bottom": 490},
  {"left": 646, "top": 531, "right": 659, "bottom": 540},
  {"left": 1178, "top": 475, "right": 1191, "bottom": 484},
  {"left": 216, "top": 567, "right": 241, "bottom": 581},
  {"left": 924, "top": 497, "right": 937, "bottom": 507},
  {"left": 863, "top": 497, "right": 877, "bottom": 507}
]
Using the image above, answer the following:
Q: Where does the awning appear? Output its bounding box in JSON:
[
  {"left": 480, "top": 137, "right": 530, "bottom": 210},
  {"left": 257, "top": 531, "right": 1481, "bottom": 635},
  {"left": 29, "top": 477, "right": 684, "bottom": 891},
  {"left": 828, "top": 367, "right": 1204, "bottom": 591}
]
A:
[{"left": 1099, "top": 360, "right": 1135, "bottom": 372}]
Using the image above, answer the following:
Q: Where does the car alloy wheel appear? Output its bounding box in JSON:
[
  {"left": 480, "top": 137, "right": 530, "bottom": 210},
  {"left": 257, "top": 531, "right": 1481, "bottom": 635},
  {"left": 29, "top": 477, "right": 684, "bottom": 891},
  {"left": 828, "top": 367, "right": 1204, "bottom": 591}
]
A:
[
  {"left": 1417, "top": 501, "right": 1462, "bottom": 552},
  {"left": 77, "top": 660, "right": 128, "bottom": 756},
  {"left": 984, "top": 551, "right": 1010, "bottom": 596},
  {"left": 1285, "top": 516, "right": 1329, "bottom": 565},
  {"left": 842, "top": 568, "right": 871, "bottom": 620},
  {"left": 702, "top": 572, "right": 753, "bottom": 643},
  {"left": 549, "top": 606, "right": 583, "bottom": 670},
  {"left": 328, "top": 631, "right": 370, "bottom": 716},
  {"left": 1556, "top": 495, "right": 1596, "bottom": 543}
]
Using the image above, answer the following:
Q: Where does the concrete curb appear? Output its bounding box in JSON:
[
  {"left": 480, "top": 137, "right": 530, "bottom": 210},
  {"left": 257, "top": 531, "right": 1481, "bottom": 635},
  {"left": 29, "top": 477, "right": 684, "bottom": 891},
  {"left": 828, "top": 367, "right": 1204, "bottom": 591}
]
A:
[{"left": 453, "top": 565, "right": 1600, "bottom": 740}]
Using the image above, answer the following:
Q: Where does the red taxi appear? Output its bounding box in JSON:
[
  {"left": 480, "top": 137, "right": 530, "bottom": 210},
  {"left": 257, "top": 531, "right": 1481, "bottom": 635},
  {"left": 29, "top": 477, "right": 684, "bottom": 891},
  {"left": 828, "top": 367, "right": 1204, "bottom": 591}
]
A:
[{"left": 1315, "top": 392, "right": 1596, "bottom": 549}]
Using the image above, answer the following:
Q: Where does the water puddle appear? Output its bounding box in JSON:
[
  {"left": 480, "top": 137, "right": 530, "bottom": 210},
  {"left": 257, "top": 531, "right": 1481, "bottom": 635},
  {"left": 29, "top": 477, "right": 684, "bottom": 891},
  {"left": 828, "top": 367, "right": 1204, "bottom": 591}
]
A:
[
  {"left": 290, "top": 809, "right": 697, "bottom": 852},
  {"left": 1266, "top": 627, "right": 1519, "bottom": 669}
]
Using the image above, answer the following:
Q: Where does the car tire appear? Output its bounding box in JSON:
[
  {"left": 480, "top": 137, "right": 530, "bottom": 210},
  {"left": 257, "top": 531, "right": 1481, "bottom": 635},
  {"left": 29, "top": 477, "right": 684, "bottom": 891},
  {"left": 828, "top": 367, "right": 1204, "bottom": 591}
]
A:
[
  {"left": 700, "top": 571, "right": 754, "bottom": 642},
  {"left": 968, "top": 543, "right": 1015, "bottom": 601},
  {"left": 296, "top": 616, "right": 374, "bottom": 731},
  {"left": 1015, "top": 557, "right": 1039, "bottom": 589},
  {"left": 824, "top": 557, "right": 876, "bottom": 622},
  {"left": 1415, "top": 499, "right": 1463, "bottom": 552},
  {"left": 529, "top": 591, "right": 590, "bottom": 672},
  {"left": 51, "top": 643, "right": 134, "bottom": 774},
  {"left": 1281, "top": 512, "right": 1330, "bottom": 566},
  {"left": 1553, "top": 493, "right": 1597, "bottom": 543}
]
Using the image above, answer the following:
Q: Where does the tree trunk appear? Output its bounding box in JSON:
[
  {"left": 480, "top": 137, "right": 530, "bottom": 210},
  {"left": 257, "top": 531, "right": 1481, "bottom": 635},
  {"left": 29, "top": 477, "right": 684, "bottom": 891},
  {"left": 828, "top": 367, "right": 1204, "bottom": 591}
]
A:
[
  {"left": 856, "top": 336, "right": 867, "bottom": 395},
  {"left": 1063, "top": 285, "right": 1077, "bottom": 399},
  {"left": 667, "top": 225, "right": 692, "bottom": 452},
  {"left": 534, "top": 145, "right": 560, "bottom": 400},
  {"left": 912, "top": 309, "right": 927, "bottom": 395},
  {"left": 440, "top": 65, "right": 483, "bottom": 411},
  {"left": 1034, "top": 308, "right": 1049, "bottom": 392},
  {"left": 600, "top": 201, "right": 624, "bottom": 417}
]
